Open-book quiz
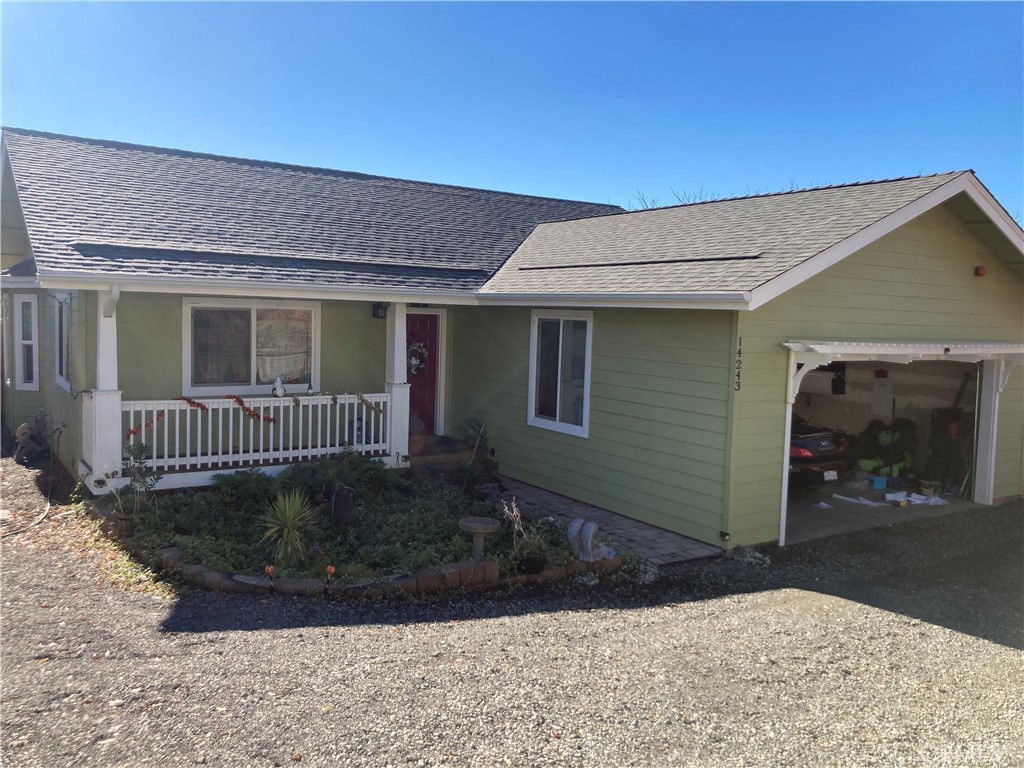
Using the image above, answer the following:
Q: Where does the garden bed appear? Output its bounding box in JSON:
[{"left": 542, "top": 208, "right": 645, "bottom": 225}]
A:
[
  {"left": 107, "top": 450, "right": 623, "bottom": 596},
  {"left": 147, "top": 545, "right": 623, "bottom": 598}
]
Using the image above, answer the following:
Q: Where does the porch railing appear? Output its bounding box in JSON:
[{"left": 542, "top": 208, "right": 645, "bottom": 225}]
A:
[{"left": 121, "top": 393, "right": 390, "bottom": 472}]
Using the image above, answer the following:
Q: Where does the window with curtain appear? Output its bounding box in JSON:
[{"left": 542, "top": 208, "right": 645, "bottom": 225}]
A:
[
  {"left": 255, "top": 309, "right": 312, "bottom": 385},
  {"left": 185, "top": 300, "right": 317, "bottom": 394}
]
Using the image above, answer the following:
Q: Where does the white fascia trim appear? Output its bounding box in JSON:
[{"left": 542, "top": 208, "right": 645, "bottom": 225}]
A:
[
  {"left": 476, "top": 292, "right": 751, "bottom": 310},
  {"left": 37, "top": 273, "right": 483, "bottom": 305},
  {"left": 749, "top": 174, "right": 1024, "bottom": 311},
  {"left": 965, "top": 174, "right": 1024, "bottom": 250},
  {"left": 37, "top": 273, "right": 754, "bottom": 309}
]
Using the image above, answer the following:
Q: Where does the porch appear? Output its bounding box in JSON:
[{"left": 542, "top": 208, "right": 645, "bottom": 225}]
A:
[{"left": 78, "top": 291, "right": 419, "bottom": 494}]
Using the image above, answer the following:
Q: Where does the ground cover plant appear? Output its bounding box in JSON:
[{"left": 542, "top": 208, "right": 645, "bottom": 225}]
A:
[{"left": 130, "top": 451, "right": 570, "bottom": 580}]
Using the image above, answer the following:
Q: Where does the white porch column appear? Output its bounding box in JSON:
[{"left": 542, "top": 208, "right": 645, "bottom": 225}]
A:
[
  {"left": 83, "top": 288, "right": 123, "bottom": 490},
  {"left": 385, "top": 302, "right": 410, "bottom": 464}
]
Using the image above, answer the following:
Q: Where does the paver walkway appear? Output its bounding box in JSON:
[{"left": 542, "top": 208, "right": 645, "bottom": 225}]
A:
[{"left": 496, "top": 477, "right": 722, "bottom": 565}]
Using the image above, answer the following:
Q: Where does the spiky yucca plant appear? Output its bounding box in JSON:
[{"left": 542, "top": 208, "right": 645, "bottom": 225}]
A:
[{"left": 260, "top": 489, "right": 316, "bottom": 567}]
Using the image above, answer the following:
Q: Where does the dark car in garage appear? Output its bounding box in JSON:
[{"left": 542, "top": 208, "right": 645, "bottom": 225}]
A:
[{"left": 789, "top": 414, "right": 853, "bottom": 486}]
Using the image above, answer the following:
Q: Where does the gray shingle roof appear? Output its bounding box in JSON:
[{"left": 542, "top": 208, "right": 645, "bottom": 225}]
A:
[
  {"left": 2, "top": 128, "right": 621, "bottom": 291},
  {"left": 481, "top": 172, "right": 968, "bottom": 295}
]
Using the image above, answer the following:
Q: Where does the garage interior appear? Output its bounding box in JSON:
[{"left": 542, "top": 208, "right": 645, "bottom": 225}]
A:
[{"left": 785, "top": 358, "right": 983, "bottom": 544}]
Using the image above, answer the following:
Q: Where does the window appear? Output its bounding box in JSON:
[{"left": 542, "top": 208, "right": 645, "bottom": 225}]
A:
[
  {"left": 527, "top": 309, "right": 592, "bottom": 438},
  {"left": 182, "top": 299, "right": 319, "bottom": 395},
  {"left": 55, "top": 293, "right": 71, "bottom": 391},
  {"left": 13, "top": 294, "right": 39, "bottom": 391}
]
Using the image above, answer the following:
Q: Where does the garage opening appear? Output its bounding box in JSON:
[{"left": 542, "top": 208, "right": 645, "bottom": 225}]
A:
[
  {"left": 779, "top": 342, "right": 1022, "bottom": 546},
  {"left": 786, "top": 360, "right": 979, "bottom": 544}
]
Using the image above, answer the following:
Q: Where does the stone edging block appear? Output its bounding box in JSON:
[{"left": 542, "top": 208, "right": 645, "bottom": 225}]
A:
[{"left": 146, "top": 544, "right": 623, "bottom": 599}]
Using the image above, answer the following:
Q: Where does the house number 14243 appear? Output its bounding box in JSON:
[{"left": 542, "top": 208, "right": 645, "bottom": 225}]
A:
[{"left": 734, "top": 338, "right": 742, "bottom": 391}]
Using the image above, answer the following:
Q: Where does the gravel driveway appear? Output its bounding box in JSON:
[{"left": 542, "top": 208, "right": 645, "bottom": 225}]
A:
[{"left": 2, "top": 457, "right": 1022, "bottom": 767}]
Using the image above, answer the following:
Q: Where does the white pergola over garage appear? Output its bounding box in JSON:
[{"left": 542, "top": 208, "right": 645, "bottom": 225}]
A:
[{"left": 779, "top": 340, "right": 1024, "bottom": 545}]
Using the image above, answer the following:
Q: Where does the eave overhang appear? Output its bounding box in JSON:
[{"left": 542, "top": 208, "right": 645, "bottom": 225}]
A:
[
  {"left": 0, "top": 274, "right": 41, "bottom": 289},
  {"left": 34, "top": 271, "right": 752, "bottom": 310}
]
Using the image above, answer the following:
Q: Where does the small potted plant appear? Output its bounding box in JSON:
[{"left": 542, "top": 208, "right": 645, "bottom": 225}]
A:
[
  {"left": 110, "top": 442, "right": 162, "bottom": 536},
  {"left": 515, "top": 532, "right": 548, "bottom": 575},
  {"left": 502, "top": 498, "right": 548, "bottom": 574},
  {"left": 409, "top": 415, "right": 427, "bottom": 454}
]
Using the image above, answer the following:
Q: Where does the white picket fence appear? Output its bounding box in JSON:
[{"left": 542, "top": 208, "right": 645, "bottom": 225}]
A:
[{"left": 121, "top": 393, "right": 390, "bottom": 472}]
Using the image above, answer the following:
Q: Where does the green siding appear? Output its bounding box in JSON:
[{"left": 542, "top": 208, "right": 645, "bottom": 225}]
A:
[
  {"left": 115, "top": 293, "right": 386, "bottom": 400},
  {"left": 1, "top": 289, "right": 46, "bottom": 437},
  {"left": 728, "top": 205, "right": 1024, "bottom": 546},
  {"left": 43, "top": 290, "right": 87, "bottom": 474},
  {"left": 450, "top": 306, "right": 734, "bottom": 544},
  {"left": 117, "top": 293, "right": 182, "bottom": 399},
  {"left": 995, "top": 367, "right": 1024, "bottom": 501},
  {"left": 0, "top": 288, "right": 87, "bottom": 476},
  {"left": 320, "top": 301, "right": 386, "bottom": 394}
]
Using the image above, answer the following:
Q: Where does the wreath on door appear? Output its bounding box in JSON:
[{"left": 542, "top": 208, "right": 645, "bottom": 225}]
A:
[{"left": 407, "top": 341, "right": 428, "bottom": 375}]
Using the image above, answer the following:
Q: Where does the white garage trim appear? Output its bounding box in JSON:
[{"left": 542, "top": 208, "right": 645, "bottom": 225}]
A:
[{"left": 778, "top": 340, "right": 1024, "bottom": 545}]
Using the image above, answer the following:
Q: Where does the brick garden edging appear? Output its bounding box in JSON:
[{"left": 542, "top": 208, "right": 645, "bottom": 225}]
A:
[
  {"left": 152, "top": 546, "right": 624, "bottom": 598},
  {"left": 85, "top": 499, "right": 624, "bottom": 599}
]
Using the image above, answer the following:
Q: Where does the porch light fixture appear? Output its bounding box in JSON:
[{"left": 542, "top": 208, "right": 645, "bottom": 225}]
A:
[{"left": 372, "top": 303, "right": 388, "bottom": 320}]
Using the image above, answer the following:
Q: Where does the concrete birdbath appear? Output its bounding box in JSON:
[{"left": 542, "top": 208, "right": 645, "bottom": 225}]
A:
[{"left": 459, "top": 516, "right": 501, "bottom": 561}]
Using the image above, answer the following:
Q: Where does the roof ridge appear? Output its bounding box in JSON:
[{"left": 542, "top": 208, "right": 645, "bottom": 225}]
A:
[
  {"left": 585, "top": 170, "right": 972, "bottom": 222},
  {"left": 1, "top": 126, "right": 622, "bottom": 211}
]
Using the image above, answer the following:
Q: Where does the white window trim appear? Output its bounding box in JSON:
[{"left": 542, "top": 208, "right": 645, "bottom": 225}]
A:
[
  {"left": 13, "top": 294, "right": 39, "bottom": 391},
  {"left": 54, "top": 292, "right": 71, "bottom": 392},
  {"left": 527, "top": 309, "right": 593, "bottom": 439},
  {"left": 181, "top": 297, "right": 321, "bottom": 397}
]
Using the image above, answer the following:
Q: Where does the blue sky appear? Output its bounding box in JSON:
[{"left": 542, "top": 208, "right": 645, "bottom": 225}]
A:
[{"left": 2, "top": 2, "right": 1022, "bottom": 218}]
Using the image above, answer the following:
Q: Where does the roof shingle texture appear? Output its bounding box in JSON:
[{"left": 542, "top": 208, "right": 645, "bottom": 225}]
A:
[
  {"left": 481, "top": 172, "right": 966, "bottom": 295},
  {"left": 2, "top": 128, "right": 620, "bottom": 291}
]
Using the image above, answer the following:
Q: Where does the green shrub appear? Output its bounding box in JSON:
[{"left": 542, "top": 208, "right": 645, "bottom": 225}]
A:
[
  {"left": 212, "top": 469, "right": 278, "bottom": 510},
  {"left": 261, "top": 489, "right": 316, "bottom": 567}
]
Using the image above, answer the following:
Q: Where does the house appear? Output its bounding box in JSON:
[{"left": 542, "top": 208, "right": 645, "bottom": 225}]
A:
[{"left": 2, "top": 127, "right": 1021, "bottom": 549}]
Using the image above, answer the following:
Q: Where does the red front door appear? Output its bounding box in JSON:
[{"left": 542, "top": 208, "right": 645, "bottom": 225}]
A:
[{"left": 407, "top": 313, "right": 439, "bottom": 435}]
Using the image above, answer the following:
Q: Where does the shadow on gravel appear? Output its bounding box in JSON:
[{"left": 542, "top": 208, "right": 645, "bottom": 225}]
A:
[
  {"left": 159, "top": 502, "right": 1023, "bottom": 650},
  {"left": 766, "top": 503, "right": 1023, "bottom": 650}
]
